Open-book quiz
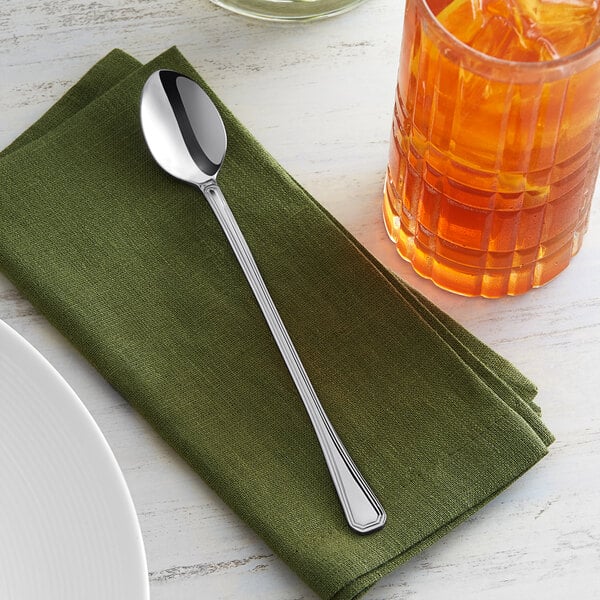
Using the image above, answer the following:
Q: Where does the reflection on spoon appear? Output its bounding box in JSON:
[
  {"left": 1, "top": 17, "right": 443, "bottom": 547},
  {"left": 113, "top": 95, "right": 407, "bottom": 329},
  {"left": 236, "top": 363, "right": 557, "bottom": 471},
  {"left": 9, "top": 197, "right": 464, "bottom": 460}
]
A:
[{"left": 140, "top": 70, "right": 386, "bottom": 534}]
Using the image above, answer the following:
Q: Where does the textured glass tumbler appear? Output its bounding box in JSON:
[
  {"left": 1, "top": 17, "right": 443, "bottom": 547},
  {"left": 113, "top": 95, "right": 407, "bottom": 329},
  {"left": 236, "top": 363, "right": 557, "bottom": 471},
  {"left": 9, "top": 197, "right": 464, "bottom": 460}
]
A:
[
  {"left": 383, "top": 0, "right": 600, "bottom": 297},
  {"left": 209, "top": 0, "right": 367, "bottom": 21}
]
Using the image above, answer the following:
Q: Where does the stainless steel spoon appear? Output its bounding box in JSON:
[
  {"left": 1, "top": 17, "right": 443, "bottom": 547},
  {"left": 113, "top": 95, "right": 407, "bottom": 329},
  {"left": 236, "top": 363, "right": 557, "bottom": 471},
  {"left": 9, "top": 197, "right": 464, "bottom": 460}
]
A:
[{"left": 140, "top": 70, "right": 386, "bottom": 534}]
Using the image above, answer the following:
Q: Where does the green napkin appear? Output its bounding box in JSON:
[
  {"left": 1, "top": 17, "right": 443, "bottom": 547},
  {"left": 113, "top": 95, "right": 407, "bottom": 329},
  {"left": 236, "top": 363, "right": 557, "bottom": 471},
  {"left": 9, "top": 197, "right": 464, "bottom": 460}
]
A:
[{"left": 0, "top": 48, "right": 553, "bottom": 599}]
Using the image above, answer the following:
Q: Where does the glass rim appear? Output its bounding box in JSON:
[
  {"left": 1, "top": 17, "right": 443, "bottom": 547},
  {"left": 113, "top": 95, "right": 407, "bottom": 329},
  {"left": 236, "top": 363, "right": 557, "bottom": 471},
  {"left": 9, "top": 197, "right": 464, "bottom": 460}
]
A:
[
  {"left": 209, "top": 0, "right": 368, "bottom": 21},
  {"left": 416, "top": 0, "right": 600, "bottom": 82}
]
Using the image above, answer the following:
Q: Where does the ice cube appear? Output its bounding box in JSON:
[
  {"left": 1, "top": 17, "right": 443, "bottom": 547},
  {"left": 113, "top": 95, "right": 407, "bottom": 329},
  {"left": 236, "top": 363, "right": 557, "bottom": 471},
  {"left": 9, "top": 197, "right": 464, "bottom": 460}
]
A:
[
  {"left": 515, "top": 0, "right": 600, "bottom": 56},
  {"left": 435, "top": 0, "right": 600, "bottom": 59}
]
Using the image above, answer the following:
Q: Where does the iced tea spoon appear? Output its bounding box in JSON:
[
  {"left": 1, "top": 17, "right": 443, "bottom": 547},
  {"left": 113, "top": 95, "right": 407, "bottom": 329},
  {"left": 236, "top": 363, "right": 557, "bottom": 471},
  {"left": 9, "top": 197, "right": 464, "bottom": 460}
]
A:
[{"left": 140, "top": 70, "right": 386, "bottom": 533}]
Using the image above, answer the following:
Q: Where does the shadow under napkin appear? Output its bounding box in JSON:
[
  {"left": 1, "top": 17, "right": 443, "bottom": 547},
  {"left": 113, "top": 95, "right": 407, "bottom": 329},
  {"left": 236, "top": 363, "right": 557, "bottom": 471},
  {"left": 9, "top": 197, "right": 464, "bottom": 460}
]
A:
[{"left": 0, "top": 47, "right": 553, "bottom": 600}]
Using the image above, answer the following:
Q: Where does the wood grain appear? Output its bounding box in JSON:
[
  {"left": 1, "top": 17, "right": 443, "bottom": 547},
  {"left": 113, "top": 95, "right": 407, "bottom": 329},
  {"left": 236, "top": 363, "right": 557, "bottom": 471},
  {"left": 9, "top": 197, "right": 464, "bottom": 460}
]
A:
[{"left": 1, "top": 0, "right": 599, "bottom": 598}]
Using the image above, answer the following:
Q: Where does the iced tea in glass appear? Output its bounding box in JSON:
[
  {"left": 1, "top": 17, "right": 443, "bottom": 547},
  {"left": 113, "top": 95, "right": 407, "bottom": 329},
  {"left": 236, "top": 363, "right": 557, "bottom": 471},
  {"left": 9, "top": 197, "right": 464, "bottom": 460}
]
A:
[{"left": 383, "top": 0, "right": 600, "bottom": 297}]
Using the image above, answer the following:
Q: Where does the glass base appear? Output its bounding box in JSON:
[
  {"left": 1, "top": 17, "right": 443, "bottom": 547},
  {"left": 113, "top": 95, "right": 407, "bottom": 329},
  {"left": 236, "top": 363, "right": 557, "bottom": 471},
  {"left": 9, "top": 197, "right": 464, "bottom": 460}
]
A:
[
  {"left": 209, "top": 0, "right": 367, "bottom": 22},
  {"left": 382, "top": 176, "right": 585, "bottom": 298}
]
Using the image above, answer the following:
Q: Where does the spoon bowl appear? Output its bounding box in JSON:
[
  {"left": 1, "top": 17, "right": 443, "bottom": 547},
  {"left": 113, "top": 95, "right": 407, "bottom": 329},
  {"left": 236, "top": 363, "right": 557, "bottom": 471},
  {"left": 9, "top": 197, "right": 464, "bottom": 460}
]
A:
[{"left": 141, "top": 70, "right": 225, "bottom": 185}]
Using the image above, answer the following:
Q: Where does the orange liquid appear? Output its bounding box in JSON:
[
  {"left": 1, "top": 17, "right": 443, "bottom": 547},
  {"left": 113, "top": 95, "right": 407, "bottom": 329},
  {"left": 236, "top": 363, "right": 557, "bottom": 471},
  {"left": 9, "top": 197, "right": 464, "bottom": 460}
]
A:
[{"left": 384, "top": 0, "right": 600, "bottom": 296}]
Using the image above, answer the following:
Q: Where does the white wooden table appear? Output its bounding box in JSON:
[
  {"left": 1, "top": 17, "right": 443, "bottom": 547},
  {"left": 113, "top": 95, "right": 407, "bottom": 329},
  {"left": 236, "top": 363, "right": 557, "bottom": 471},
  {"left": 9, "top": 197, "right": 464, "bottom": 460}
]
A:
[{"left": 1, "top": 1, "right": 599, "bottom": 598}]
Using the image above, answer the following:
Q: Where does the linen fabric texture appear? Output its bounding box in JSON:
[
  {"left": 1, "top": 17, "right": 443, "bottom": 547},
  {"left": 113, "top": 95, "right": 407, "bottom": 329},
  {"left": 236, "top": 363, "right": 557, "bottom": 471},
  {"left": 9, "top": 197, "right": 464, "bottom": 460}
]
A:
[{"left": 0, "top": 48, "right": 553, "bottom": 600}]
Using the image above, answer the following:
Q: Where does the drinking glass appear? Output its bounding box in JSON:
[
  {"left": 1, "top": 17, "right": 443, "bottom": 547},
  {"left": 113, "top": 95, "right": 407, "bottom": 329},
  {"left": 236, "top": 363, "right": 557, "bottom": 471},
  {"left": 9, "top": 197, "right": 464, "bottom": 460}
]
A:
[
  {"left": 383, "top": 0, "right": 600, "bottom": 297},
  {"left": 209, "top": 0, "right": 367, "bottom": 21}
]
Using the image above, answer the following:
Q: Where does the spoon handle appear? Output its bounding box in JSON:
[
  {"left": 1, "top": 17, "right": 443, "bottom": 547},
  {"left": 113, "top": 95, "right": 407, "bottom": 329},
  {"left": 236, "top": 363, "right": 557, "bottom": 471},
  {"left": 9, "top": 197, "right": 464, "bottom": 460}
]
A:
[{"left": 199, "top": 181, "right": 386, "bottom": 534}]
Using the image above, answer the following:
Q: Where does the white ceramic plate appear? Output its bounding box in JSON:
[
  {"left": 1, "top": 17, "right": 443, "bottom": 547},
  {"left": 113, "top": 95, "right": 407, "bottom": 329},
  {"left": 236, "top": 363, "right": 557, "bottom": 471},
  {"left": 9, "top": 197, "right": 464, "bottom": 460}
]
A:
[{"left": 0, "top": 320, "right": 149, "bottom": 599}]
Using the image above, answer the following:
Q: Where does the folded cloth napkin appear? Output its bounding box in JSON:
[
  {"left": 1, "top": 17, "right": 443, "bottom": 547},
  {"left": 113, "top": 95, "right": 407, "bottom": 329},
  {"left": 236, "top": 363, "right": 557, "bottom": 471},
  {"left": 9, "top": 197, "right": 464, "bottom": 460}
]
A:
[{"left": 0, "top": 47, "right": 553, "bottom": 599}]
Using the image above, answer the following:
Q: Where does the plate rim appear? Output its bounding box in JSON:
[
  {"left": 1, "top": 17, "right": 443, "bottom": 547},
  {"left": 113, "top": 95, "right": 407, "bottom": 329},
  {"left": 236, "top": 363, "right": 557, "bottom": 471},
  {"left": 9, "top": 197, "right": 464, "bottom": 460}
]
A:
[{"left": 0, "top": 318, "right": 150, "bottom": 599}]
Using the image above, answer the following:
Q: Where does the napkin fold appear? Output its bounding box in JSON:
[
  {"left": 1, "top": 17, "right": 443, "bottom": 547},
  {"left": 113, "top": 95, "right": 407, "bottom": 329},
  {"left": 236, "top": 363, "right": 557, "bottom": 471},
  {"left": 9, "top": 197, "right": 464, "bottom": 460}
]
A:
[{"left": 0, "top": 48, "right": 553, "bottom": 600}]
